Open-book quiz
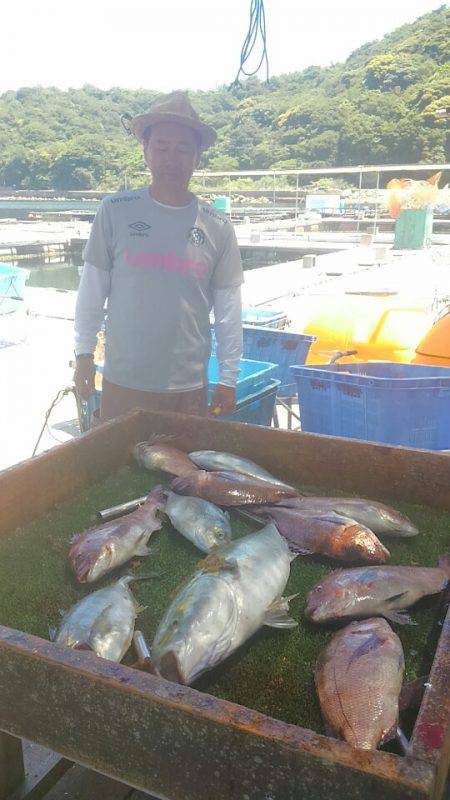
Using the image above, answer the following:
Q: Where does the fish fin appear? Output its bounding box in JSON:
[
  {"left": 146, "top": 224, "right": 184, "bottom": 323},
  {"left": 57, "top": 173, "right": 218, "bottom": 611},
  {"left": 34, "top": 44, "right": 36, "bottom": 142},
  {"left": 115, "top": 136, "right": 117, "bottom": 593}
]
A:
[
  {"left": 146, "top": 484, "right": 168, "bottom": 508},
  {"left": 146, "top": 433, "right": 177, "bottom": 445},
  {"left": 120, "top": 573, "right": 160, "bottom": 586},
  {"left": 48, "top": 625, "right": 57, "bottom": 642},
  {"left": 197, "top": 554, "right": 239, "bottom": 575},
  {"left": 264, "top": 594, "right": 299, "bottom": 629},
  {"left": 385, "top": 610, "right": 417, "bottom": 626},
  {"left": 386, "top": 591, "right": 408, "bottom": 604},
  {"left": 135, "top": 603, "right": 148, "bottom": 616},
  {"left": 134, "top": 543, "right": 152, "bottom": 556},
  {"left": 348, "top": 633, "right": 385, "bottom": 666}
]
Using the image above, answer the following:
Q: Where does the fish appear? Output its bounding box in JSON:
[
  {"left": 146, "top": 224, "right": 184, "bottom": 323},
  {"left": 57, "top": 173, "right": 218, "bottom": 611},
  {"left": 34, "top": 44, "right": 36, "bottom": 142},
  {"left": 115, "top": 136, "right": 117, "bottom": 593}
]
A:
[
  {"left": 163, "top": 490, "right": 232, "bottom": 552},
  {"left": 305, "top": 556, "right": 450, "bottom": 625},
  {"left": 152, "top": 523, "right": 298, "bottom": 684},
  {"left": 55, "top": 576, "right": 147, "bottom": 661},
  {"left": 315, "top": 618, "right": 404, "bottom": 750},
  {"left": 170, "top": 470, "right": 298, "bottom": 507},
  {"left": 248, "top": 506, "right": 390, "bottom": 563},
  {"left": 133, "top": 440, "right": 197, "bottom": 477},
  {"left": 68, "top": 486, "right": 165, "bottom": 583},
  {"left": 276, "top": 496, "right": 418, "bottom": 537},
  {"left": 189, "top": 450, "right": 294, "bottom": 489}
]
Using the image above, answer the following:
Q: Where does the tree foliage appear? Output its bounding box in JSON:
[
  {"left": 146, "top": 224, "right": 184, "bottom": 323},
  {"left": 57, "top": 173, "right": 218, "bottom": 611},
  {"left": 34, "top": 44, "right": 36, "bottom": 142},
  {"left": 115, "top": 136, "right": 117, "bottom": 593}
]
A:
[{"left": 0, "top": 6, "right": 448, "bottom": 190}]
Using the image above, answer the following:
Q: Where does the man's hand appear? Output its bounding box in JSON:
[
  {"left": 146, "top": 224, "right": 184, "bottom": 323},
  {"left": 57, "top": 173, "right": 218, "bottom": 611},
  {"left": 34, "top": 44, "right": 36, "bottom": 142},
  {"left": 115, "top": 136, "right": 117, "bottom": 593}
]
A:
[
  {"left": 210, "top": 384, "right": 236, "bottom": 417},
  {"left": 74, "top": 355, "right": 96, "bottom": 400}
]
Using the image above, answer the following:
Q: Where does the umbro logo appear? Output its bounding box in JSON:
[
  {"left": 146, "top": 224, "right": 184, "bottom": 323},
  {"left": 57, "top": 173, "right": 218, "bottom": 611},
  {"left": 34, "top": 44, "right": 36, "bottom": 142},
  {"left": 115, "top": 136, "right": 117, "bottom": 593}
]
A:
[{"left": 129, "top": 220, "right": 152, "bottom": 232}]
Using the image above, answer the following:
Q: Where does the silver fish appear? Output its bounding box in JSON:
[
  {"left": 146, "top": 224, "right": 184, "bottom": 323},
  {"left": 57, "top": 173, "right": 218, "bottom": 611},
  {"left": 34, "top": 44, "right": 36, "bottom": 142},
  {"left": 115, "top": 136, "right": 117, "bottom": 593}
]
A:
[
  {"left": 277, "top": 497, "right": 418, "bottom": 537},
  {"left": 189, "top": 450, "right": 293, "bottom": 489},
  {"left": 316, "top": 618, "right": 404, "bottom": 750},
  {"left": 306, "top": 557, "right": 450, "bottom": 625},
  {"left": 152, "top": 523, "right": 297, "bottom": 684},
  {"left": 69, "top": 486, "right": 165, "bottom": 583},
  {"left": 164, "top": 490, "right": 231, "bottom": 552},
  {"left": 56, "top": 576, "right": 145, "bottom": 662}
]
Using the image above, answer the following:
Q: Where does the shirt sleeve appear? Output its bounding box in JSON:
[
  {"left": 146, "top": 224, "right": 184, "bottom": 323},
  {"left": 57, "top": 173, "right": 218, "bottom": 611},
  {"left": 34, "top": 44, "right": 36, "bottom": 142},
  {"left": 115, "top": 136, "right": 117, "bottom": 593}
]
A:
[
  {"left": 213, "top": 285, "right": 243, "bottom": 388},
  {"left": 211, "top": 223, "right": 244, "bottom": 291},
  {"left": 74, "top": 262, "right": 110, "bottom": 355},
  {"left": 82, "top": 200, "right": 114, "bottom": 272}
]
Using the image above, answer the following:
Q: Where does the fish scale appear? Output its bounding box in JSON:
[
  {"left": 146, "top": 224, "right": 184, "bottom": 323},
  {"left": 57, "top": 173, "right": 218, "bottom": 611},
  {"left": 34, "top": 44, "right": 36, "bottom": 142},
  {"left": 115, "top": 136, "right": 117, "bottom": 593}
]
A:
[
  {"left": 152, "top": 523, "right": 298, "bottom": 684},
  {"left": 306, "top": 561, "right": 450, "bottom": 624},
  {"left": 316, "top": 618, "right": 404, "bottom": 750}
]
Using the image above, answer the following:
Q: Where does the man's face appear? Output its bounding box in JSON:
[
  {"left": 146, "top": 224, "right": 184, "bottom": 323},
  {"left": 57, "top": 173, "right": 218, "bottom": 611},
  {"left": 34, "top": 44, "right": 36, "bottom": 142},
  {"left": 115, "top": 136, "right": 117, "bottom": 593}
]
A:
[{"left": 144, "top": 122, "right": 200, "bottom": 188}]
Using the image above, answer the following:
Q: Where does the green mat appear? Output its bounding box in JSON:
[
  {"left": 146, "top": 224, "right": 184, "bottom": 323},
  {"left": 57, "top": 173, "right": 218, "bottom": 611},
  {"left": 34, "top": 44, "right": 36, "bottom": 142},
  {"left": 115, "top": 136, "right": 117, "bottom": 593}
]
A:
[{"left": 1, "top": 465, "right": 449, "bottom": 739}]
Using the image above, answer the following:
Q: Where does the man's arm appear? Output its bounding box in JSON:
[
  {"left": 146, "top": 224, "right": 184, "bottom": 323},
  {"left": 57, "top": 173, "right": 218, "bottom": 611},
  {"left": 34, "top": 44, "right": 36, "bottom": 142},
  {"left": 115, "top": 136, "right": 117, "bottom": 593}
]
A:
[
  {"left": 73, "top": 262, "right": 110, "bottom": 399},
  {"left": 211, "top": 284, "right": 242, "bottom": 415}
]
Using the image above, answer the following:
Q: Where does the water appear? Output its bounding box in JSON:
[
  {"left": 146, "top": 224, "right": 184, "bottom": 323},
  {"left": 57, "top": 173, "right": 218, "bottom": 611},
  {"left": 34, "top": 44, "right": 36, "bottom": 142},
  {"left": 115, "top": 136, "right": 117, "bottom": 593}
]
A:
[
  {"left": 12, "top": 257, "right": 82, "bottom": 291},
  {"left": 0, "top": 199, "right": 99, "bottom": 220}
]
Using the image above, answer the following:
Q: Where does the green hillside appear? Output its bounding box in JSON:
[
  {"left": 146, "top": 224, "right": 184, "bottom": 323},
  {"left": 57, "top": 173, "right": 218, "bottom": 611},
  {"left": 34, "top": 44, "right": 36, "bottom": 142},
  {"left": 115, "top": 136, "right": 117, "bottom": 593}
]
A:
[{"left": 1, "top": 5, "right": 448, "bottom": 190}]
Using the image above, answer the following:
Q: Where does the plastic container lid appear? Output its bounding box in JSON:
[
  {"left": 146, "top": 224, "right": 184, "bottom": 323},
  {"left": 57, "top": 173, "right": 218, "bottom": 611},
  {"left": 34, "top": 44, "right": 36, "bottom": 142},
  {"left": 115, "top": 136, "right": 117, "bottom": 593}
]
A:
[{"left": 415, "top": 313, "right": 450, "bottom": 360}]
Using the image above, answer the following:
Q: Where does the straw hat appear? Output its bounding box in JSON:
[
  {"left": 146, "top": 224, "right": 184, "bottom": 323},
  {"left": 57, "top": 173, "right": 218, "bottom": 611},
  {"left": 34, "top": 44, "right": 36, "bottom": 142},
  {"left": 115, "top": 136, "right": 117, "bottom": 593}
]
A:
[{"left": 131, "top": 91, "right": 217, "bottom": 152}]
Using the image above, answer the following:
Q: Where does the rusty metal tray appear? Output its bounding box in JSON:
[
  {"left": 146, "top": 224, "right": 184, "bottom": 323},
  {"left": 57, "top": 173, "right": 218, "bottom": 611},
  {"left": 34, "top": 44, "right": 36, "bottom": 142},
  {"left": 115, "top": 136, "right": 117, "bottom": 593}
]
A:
[{"left": 0, "top": 410, "right": 448, "bottom": 800}]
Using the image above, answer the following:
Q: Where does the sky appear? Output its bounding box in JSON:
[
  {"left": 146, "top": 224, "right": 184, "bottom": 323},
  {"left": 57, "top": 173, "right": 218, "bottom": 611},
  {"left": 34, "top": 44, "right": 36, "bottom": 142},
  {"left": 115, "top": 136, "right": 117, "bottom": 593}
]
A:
[{"left": 2, "top": 0, "right": 445, "bottom": 95}]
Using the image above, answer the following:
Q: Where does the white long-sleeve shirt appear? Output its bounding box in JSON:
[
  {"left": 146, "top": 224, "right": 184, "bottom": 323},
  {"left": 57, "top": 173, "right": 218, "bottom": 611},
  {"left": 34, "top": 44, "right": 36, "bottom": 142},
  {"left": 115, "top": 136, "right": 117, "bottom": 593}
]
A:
[{"left": 74, "top": 262, "right": 242, "bottom": 388}]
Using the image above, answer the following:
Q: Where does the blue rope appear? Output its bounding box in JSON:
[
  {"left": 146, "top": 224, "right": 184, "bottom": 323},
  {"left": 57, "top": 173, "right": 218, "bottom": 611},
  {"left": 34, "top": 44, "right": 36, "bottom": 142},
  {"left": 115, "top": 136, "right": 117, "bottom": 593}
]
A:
[{"left": 230, "top": 0, "right": 269, "bottom": 88}]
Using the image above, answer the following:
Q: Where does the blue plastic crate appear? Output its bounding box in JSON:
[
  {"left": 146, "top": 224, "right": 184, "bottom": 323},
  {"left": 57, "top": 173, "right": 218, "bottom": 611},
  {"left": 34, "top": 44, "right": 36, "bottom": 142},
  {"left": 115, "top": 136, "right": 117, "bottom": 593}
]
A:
[
  {"left": 79, "top": 380, "right": 279, "bottom": 431},
  {"left": 208, "top": 356, "right": 277, "bottom": 403},
  {"left": 243, "top": 326, "right": 316, "bottom": 398},
  {"left": 241, "top": 308, "right": 288, "bottom": 328},
  {"left": 0, "top": 263, "right": 29, "bottom": 315},
  {"left": 292, "top": 362, "right": 450, "bottom": 450},
  {"left": 222, "top": 379, "right": 279, "bottom": 426}
]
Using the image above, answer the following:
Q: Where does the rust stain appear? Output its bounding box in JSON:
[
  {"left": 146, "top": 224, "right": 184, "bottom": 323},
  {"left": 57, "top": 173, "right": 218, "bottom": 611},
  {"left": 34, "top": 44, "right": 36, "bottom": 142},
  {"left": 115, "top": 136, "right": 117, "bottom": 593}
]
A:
[{"left": 415, "top": 722, "right": 446, "bottom": 750}]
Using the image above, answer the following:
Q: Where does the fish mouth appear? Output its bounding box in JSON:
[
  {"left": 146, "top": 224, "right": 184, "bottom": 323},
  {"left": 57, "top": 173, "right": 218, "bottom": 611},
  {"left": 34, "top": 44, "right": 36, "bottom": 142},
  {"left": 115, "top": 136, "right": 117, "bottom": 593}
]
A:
[
  {"left": 68, "top": 548, "right": 94, "bottom": 583},
  {"left": 340, "top": 525, "right": 390, "bottom": 564},
  {"left": 372, "top": 541, "right": 391, "bottom": 563},
  {"left": 158, "top": 650, "right": 186, "bottom": 684},
  {"left": 399, "top": 520, "right": 419, "bottom": 537}
]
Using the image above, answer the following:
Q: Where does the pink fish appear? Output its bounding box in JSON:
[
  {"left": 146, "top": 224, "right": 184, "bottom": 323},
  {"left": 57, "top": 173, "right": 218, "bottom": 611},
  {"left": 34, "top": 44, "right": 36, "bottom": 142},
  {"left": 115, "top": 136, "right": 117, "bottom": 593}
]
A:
[{"left": 69, "top": 486, "right": 166, "bottom": 583}]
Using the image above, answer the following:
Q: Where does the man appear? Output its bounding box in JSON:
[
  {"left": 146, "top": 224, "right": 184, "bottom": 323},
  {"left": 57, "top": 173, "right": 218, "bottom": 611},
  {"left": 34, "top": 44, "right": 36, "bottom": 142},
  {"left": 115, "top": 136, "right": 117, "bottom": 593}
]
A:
[{"left": 74, "top": 91, "right": 243, "bottom": 420}]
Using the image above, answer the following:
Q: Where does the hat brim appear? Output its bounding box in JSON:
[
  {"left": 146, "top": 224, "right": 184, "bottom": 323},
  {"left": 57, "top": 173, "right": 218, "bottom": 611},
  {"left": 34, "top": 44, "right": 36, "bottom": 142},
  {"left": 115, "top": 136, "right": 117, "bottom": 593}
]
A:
[{"left": 131, "top": 111, "right": 216, "bottom": 152}]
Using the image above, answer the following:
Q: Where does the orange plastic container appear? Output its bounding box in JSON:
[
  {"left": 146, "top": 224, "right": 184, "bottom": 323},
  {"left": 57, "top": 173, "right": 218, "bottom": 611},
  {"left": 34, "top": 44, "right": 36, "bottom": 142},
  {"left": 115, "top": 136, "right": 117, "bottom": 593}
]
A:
[
  {"left": 303, "top": 293, "right": 433, "bottom": 365},
  {"left": 412, "top": 311, "right": 450, "bottom": 366}
]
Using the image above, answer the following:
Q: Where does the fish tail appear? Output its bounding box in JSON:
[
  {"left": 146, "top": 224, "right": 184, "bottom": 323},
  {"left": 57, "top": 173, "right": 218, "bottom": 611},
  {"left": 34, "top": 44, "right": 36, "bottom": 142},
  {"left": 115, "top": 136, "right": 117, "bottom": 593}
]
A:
[
  {"left": 146, "top": 484, "right": 168, "bottom": 509},
  {"left": 146, "top": 432, "right": 177, "bottom": 446}
]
